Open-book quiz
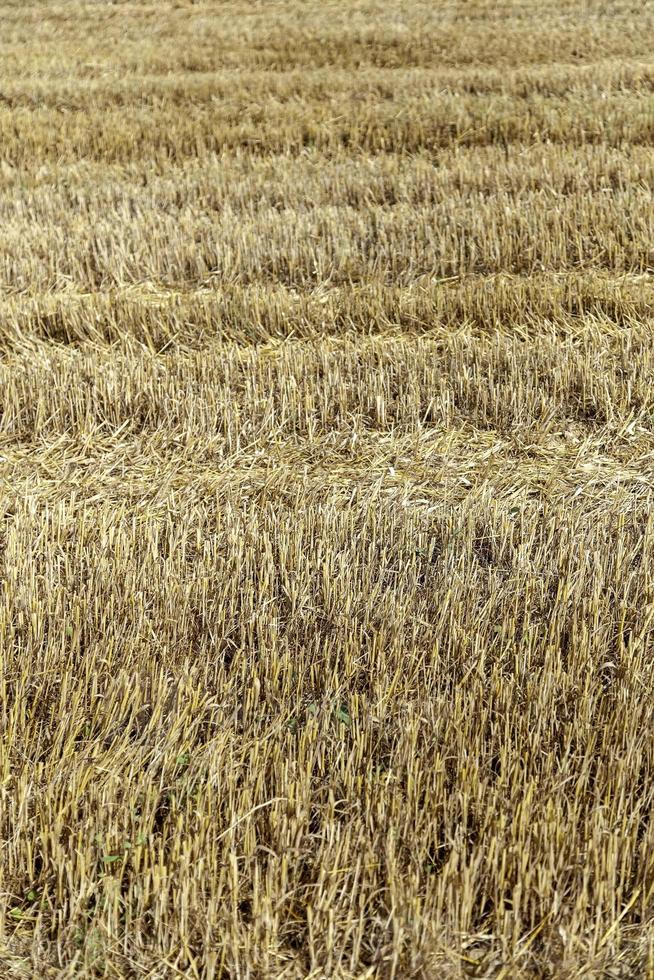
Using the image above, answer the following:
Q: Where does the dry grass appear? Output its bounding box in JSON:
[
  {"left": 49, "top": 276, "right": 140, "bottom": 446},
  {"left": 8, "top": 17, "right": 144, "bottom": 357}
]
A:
[{"left": 2, "top": 0, "right": 654, "bottom": 976}]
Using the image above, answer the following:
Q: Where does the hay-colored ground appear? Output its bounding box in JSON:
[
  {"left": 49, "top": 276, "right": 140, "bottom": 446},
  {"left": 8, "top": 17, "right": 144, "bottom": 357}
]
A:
[{"left": 2, "top": 1, "right": 654, "bottom": 976}]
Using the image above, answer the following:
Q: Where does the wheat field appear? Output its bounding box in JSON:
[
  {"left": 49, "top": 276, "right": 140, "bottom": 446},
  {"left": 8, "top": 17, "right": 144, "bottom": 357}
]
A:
[{"left": 2, "top": 1, "right": 654, "bottom": 977}]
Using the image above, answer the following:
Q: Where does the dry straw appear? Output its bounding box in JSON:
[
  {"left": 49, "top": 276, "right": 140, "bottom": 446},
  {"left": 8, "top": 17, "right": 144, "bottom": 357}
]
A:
[{"left": 2, "top": 0, "right": 654, "bottom": 976}]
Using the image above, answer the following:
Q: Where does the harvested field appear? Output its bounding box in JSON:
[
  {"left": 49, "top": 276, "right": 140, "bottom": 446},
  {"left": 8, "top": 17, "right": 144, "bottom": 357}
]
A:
[{"left": 2, "top": 0, "right": 654, "bottom": 976}]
